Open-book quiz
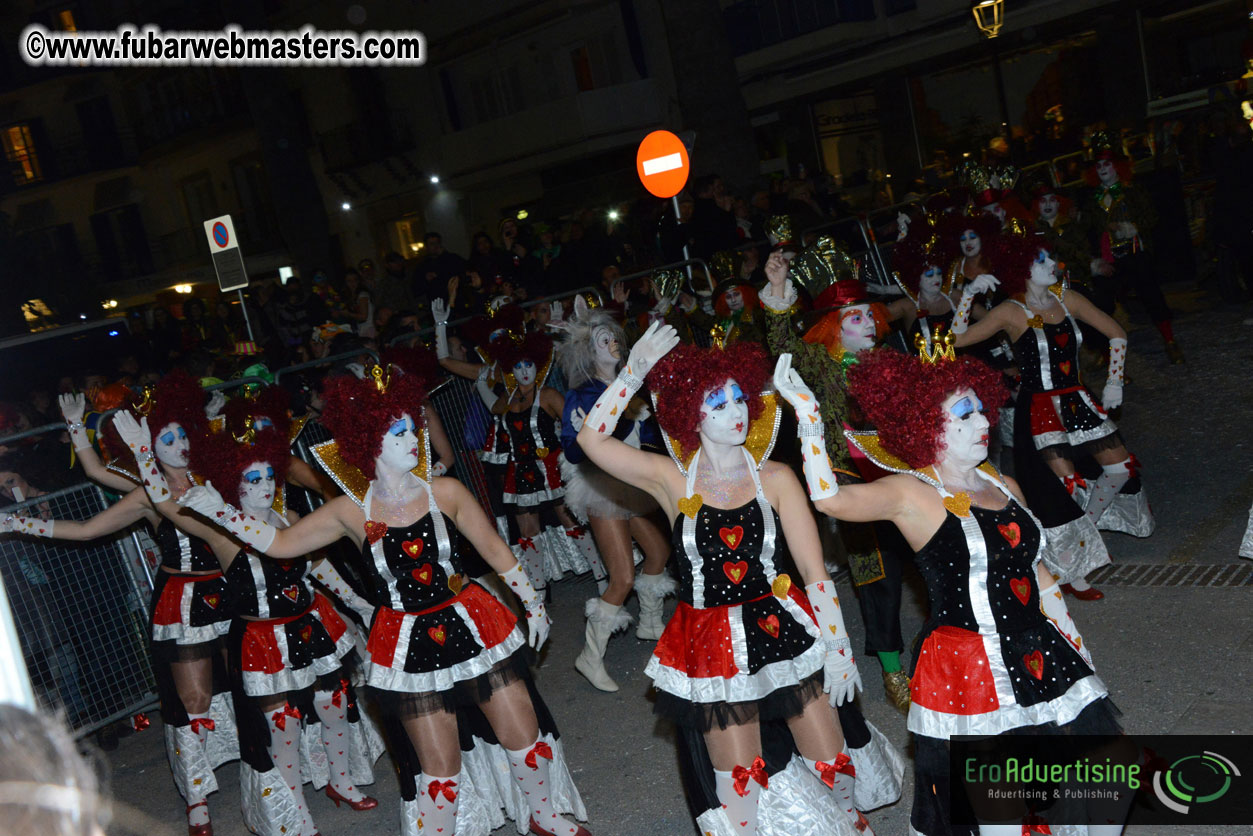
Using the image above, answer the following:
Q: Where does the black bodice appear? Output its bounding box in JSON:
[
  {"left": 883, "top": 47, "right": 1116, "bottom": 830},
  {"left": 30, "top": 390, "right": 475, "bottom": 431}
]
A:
[
  {"left": 225, "top": 551, "right": 312, "bottom": 619},
  {"left": 361, "top": 511, "right": 465, "bottom": 612},
  {"left": 156, "top": 518, "right": 218, "bottom": 573},
  {"left": 1012, "top": 314, "right": 1081, "bottom": 393},
  {"left": 503, "top": 400, "right": 560, "bottom": 455},
  {"left": 670, "top": 497, "right": 780, "bottom": 608}
]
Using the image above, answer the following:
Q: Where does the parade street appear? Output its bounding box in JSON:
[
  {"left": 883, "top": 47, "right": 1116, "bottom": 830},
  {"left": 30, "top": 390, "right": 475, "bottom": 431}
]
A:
[{"left": 102, "top": 286, "right": 1253, "bottom": 835}]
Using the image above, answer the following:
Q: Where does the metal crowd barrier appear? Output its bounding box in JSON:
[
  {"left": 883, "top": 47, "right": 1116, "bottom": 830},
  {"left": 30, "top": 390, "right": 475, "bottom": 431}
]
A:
[
  {"left": 0, "top": 468, "right": 158, "bottom": 738},
  {"left": 386, "top": 285, "right": 606, "bottom": 349}
]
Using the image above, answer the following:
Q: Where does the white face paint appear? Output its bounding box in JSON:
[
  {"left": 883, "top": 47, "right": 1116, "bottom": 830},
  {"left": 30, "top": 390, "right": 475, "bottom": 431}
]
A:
[
  {"left": 513, "top": 359, "right": 537, "bottom": 388},
  {"left": 939, "top": 388, "right": 990, "bottom": 470},
  {"left": 724, "top": 288, "right": 744, "bottom": 312},
  {"left": 1096, "top": 160, "right": 1118, "bottom": 187},
  {"left": 698, "top": 381, "right": 749, "bottom": 447},
  {"left": 238, "top": 460, "right": 276, "bottom": 515},
  {"left": 840, "top": 304, "right": 877, "bottom": 352},
  {"left": 960, "top": 229, "right": 982, "bottom": 258},
  {"left": 377, "top": 414, "right": 419, "bottom": 472},
  {"left": 154, "top": 422, "right": 190, "bottom": 467},
  {"left": 919, "top": 266, "right": 944, "bottom": 298},
  {"left": 592, "top": 326, "right": 619, "bottom": 369},
  {"left": 1037, "top": 194, "right": 1060, "bottom": 222},
  {"left": 1030, "top": 249, "right": 1057, "bottom": 287}
]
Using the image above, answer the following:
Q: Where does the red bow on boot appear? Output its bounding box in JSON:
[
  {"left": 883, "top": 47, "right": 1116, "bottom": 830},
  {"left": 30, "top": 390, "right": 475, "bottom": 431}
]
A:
[
  {"left": 1062, "top": 474, "right": 1087, "bottom": 496},
  {"left": 525, "top": 740, "right": 554, "bottom": 770},
  {"left": 1022, "top": 813, "right": 1051, "bottom": 834},
  {"left": 271, "top": 703, "right": 302, "bottom": 731},
  {"left": 189, "top": 717, "right": 216, "bottom": 735},
  {"left": 331, "top": 678, "right": 352, "bottom": 708},
  {"left": 427, "top": 778, "right": 458, "bottom": 803},
  {"left": 517, "top": 537, "right": 537, "bottom": 552},
  {"left": 732, "top": 756, "right": 769, "bottom": 797},
  {"left": 814, "top": 752, "right": 856, "bottom": 789}
]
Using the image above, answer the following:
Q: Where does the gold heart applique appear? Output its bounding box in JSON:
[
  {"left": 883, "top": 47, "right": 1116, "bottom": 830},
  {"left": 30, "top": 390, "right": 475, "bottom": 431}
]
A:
[
  {"left": 536, "top": 446, "right": 550, "bottom": 458},
  {"left": 1026, "top": 315, "right": 1044, "bottom": 328},
  {"left": 677, "top": 494, "right": 703, "bottom": 519},
  {"left": 448, "top": 574, "right": 464, "bottom": 595},
  {"left": 942, "top": 492, "right": 972, "bottom": 518},
  {"left": 772, "top": 574, "right": 792, "bottom": 599}
]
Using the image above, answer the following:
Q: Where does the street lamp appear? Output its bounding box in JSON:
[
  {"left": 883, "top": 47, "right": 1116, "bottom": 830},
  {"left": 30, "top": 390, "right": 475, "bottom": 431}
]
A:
[{"left": 972, "top": 0, "right": 1004, "bottom": 38}]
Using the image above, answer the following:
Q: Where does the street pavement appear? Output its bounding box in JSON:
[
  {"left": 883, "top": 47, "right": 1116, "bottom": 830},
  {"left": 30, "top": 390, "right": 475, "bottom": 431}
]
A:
[{"left": 101, "top": 286, "right": 1253, "bottom": 835}]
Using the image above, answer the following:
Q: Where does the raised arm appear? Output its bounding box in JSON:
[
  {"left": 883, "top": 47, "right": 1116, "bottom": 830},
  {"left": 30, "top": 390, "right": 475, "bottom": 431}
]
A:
[
  {"left": 424, "top": 404, "right": 455, "bottom": 477},
  {"left": 574, "top": 321, "right": 680, "bottom": 503},
  {"left": 953, "top": 295, "right": 1016, "bottom": 348},
  {"left": 2, "top": 487, "right": 156, "bottom": 541},
  {"left": 179, "top": 485, "right": 360, "bottom": 559},
  {"left": 59, "top": 395, "right": 140, "bottom": 493},
  {"left": 288, "top": 454, "right": 340, "bottom": 499}
]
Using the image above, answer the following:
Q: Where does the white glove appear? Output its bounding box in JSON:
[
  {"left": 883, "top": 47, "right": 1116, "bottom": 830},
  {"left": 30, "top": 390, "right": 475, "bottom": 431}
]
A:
[
  {"left": 312, "top": 559, "right": 376, "bottom": 626},
  {"left": 177, "top": 481, "right": 277, "bottom": 552},
  {"left": 773, "top": 355, "right": 839, "bottom": 501},
  {"left": 1101, "top": 382, "right": 1123, "bottom": 411},
  {"left": 624, "top": 321, "right": 680, "bottom": 380},
  {"left": 204, "top": 391, "right": 226, "bottom": 420},
  {"left": 548, "top": 300, "right": 564, "bottom": 326},
  {"left": 804, "top": 579, "right": 862, "bottom": 706},
  {"left": 896, "top": 211, "right": 911, "bottom": 242},
  {"left": 58, "top": 393, "right": 90, "bottom": 451},
  {"left": 432, "top": 298, "right": 451, "bottom": 359},
  {"left": 1039, "top": 581, "right": 1095, "bottom": 669},
  {"left": 2, "top": 515, "right": 54, "bottom": 538},
  {"left": 952, "top": 274, "right": 1000, "bottom": 335},
  {"left": 473, "top": 366, "right": 497, "bottom": 409},
  {"left": 568, "top": 407, "right": 586, "bottom": 433},
  {"left": 499, "top": 562, "right": 550, "bottom": 650},
  {"left": 112, "top": 411, "right": 171, "bottom": 502},
  {"left": 429, "top": 461, "right": 448, "bottom": 478},
  {"left": 965, "top": 273, "right": 1000, "bottom": 297}
]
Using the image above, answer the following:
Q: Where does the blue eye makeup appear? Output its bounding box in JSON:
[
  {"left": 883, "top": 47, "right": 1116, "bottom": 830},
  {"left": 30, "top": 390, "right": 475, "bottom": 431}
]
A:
[
  {"left": 389, "top": 417, "right": 416, "bottom": 436},
  {"left": 515, "top": 360, "right": 534, "bottom": 371},
  {"left": 705, "top": 383, "right": 745, "bottom": 411},
  {"left": 950, "top": 397, "right": 976, "bottom": 419},
  {"left": 254, "top": 417, "right": 274, "bottom": 430},
  {"left": 1036, "top": 250, "right": 1050, "bottom": 264},
  {"left": 159, "top": 431, "right": 175, "bottom": 446},
  {"left": 244, "top": 467, "right": 275, "bottom": 484}
]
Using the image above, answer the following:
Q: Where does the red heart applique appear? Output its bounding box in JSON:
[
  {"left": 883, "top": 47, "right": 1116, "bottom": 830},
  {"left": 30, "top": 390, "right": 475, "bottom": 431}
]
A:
[
  {"left": 1058, "top": 360, "right": 1072, "bottom": 376},
  {"left": 723, "top": 561, "right": 748, "bottom": 584},
  {"left": 401, "top": 538, "right": 424, "bottom": 559},
  {"left": 757, "top": 614, "right": 780, "bottom": 638},
  {"left": 364, "top": 521, "right": 387, "bottom": 544},
  {"left": 719, "top": 526, "right": 744, "bottom": 550},
  {"left": 412, "top": 563, "right": 433, "bottom": 585},
  {"left": 1054, "top": 332, "right": 1069, "bottom": 348},
  {"left": 1023, "top": 650, "right": 1044, "bottom": 679},
  {"left": 202, "top": 594, "right": 220, "bottom": 609},
  {"left": 1010, "top": 577, "right": 1031, "bottom": 605},
  {"left": 428, "top": 625, "right": 447, "bottom": 645},
  {"left": 512, "top": 419, "right": 525, "bottom": 431},
  {"left": 282, "top": 585, "right": 301, "bottom": 602},
  {"left": 299, "top": 625, "right": 313, "bottom": 643},
  {"left": 998, "top": 522, "right": 1021, "bottom": 548}
]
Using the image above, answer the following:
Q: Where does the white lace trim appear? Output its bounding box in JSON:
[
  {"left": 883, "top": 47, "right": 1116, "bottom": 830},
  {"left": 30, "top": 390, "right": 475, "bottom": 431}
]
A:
[{"left": 759, "top": 279, "right": 798, "bottom": 313}]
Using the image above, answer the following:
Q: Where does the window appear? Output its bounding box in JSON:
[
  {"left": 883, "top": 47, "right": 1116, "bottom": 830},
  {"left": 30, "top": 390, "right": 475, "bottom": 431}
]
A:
[
  {"left": 2, "top": 124, "right": 43, "bottom": 186},
  {"left": 180, "top": 171, "right": 219, "bottom": 230},
  {"left": 91, "top": 205, "right": 153, "bottom": 281}
]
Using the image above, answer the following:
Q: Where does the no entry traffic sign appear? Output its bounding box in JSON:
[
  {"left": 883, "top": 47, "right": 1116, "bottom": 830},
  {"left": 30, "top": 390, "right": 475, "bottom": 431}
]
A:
[
  {"left": 636, "top": 130, "right": 690, "bottom": 199},
  {"left": 202, "top": 214, "right": 248, "bottom": 292}
]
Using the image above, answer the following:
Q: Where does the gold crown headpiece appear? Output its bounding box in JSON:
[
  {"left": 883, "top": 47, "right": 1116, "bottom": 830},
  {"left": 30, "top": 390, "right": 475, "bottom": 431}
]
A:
[
  {"left": 709, "top": 323, "right": 738, "bottom": 350},
  {"left": 134, "top": 385, "right": 155, "bottom": 417},
  {"left": 369, "top": 364, "right": 391, "bottom": 393},
  {"left": 915, "top": 327, "right": 956, "bottom": 364},
  {"left": 232, "top": 415, "right": 257, "bottom": 445}
]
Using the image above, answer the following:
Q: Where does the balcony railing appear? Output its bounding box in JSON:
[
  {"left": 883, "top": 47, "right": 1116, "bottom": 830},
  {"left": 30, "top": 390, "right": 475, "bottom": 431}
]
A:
[
  {"left": 723, "top": 0, "right": 880, "bottom": 56},
  {"left": 0, "top": 131, "right": 140, "bottom": 195}
]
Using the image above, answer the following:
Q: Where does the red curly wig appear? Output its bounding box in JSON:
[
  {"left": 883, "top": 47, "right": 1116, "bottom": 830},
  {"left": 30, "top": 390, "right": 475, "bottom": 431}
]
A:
[
  {"left": 320, "top": 370, "right": 429, "bottom": 479},
  {"left": 190, "top": 427, "right": 291, "bottom": 506},
  {"left": 382, "top": 344, "right": 442, "bottom": 382},
  {"left": 847, "top": 350, "right": 1007, "bottom": 469},
  {"left": 986, "top": 232, "right": 1049, "bottom": 298},
  {"left": 491, "top": 331, "right": 553, "bottom": 375},
  {"left": 649, "top": 342, "right": 771, "bottom": 452},
  {"left": 223, "top": 385, "right": 291, "bottom": 438},
  {"left": 101, "top": 371, "right": 205, "bottom": 468},
  {"left": 938, "top": 211, "right": 1000, "bottom": 258},
  {"left": 892, "top": 238, "right": 947, "bottom": 298}
]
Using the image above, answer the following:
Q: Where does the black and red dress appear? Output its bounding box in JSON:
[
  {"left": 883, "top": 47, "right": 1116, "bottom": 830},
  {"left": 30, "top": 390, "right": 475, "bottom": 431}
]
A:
[
  {"left": 904, "top": 465, "right": 1118, "bottom": 836},
  {"left": 647, "top": 448, "right": 903, "bottom": 836}
]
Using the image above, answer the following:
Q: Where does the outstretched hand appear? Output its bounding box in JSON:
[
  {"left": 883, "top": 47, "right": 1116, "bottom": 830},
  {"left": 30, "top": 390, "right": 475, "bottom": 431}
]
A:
[
  {"left": 111, "top": 411, "right": 151, "bottom": 455},
  {"left": 965, "top": 274, "right": 1000, "bottom": 297},
  {"left": 625, "top": 321, "right": 680, "bottom": 379},
  {"left": 772, "top": 354, "right": 820, "bottom": 417},
  {"left": 432, "top": 297, "right": 450, "bottom": 326},
  {"left": 177, "top": 481, "right": 227, "bottom": 518},
  {"left": 58, "top": 393, "right": 86, "bottom": 425}
]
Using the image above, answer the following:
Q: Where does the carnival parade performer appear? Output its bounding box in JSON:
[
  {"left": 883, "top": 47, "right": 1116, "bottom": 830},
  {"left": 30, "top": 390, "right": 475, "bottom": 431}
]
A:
[
  {"left": 953, "top": 234, "right": 1153, "bottom": 595},
  {"left": 557, "top": 296, "right": 674, "bottom": 692},
  {"left": 6, "top": 371, "right": 239, "bottom": 836},
  {"left": 175, "top": 365, "right": 590, "bottom": 836},
  {"left": 888, "top": 215, "right": 959, "bottom": 348},
  {"left": 773, "top": 347, "right": 1128, "bottom": 835},
  {"left": 577, "top": 323, "right": 903, "bottom": 835},
  {"left": 759, "top": 244, "right": 915, "bottom": 711},
  {"left": 434, "top": 300, "right": 601, "bottom": 590},
  {"left": 136, "top": 422, "right": 384, "bottom": 836}
]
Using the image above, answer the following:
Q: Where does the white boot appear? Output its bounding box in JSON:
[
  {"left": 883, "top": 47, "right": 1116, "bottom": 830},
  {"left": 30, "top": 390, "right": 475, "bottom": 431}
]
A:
[
  {"left": 633, "top": 571, "right": 676, "bottom": 641},
  {"left": 574, "top": 598, "right": 631, "bottom": 692}
]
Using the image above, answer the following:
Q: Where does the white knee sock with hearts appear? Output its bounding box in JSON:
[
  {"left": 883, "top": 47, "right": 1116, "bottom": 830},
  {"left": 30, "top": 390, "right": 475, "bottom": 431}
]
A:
[
  {"left": 506, "top": 735, "right": 580, "bottom": 835},
  {"left": 314, "top": 687, "right": 363, "bottom": 801},
  {"left": 269, "top": 705, "right": 316, "bottom": 836},
  {"left": 713, "top": 767, "right": 762, "bottom": 835},
  {"left": 804, "top": 749, "right": 858, "bottom": 822},
  {"left": 184, "top": 713, "right": 212, "bottom": 827},
  {"left": 417, "top": 772, "right": 459, "bottom": 834},
  {"left": 1084, "top": 458, "right": 1131, "bottom": 524}
]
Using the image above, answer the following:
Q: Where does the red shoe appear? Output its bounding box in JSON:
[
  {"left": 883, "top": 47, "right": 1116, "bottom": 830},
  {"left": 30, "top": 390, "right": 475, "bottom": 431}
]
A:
[
  {"left": 326, "top": 784, "right": 379, "bottom": 811},
  {"left": 186, "top": 801, "right": 213, "bottom": 836},
  {"left": 529, "top": 815, "right": 592, "bottom": 836},
  {"left": 1060, "top": 583, "right": 1105, "bottom": 601}
]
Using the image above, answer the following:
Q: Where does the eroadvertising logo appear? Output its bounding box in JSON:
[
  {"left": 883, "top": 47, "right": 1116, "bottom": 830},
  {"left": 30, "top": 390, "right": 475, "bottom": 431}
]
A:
[{"left": 1151, "top": 750, "right": 1240, "bottom": 815}]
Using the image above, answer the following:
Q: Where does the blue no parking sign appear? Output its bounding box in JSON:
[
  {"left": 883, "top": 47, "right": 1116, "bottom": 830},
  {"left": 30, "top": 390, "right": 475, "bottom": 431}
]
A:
[{"left": 202, "top": 214, "right": 248, "bottom": 292}]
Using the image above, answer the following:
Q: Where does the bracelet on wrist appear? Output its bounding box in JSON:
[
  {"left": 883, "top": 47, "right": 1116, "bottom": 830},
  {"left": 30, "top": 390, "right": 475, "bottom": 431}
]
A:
[
  {"left": 620, "top": 367, "right": 643, "bottom": 391},
  {"left": 797, "top": 420, "right": 824, "bottom": 438}
]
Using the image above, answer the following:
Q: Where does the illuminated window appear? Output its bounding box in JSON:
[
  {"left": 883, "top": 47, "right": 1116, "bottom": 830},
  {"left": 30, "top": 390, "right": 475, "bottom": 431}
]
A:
[
  {"left": 2, "top": 125, "right": 43, "bottom": 186},
  {"left": 57, "top": 9, "right": 77, "bottom": 31}
]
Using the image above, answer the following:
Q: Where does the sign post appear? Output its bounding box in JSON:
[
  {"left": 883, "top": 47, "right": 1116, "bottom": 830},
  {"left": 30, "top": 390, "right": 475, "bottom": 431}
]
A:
[
  {"left": 636, "top": 130, "right": 694, "bottom": 282},
  {"left": 202, "top": 214, "right": 255, "bottom": 341}
]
